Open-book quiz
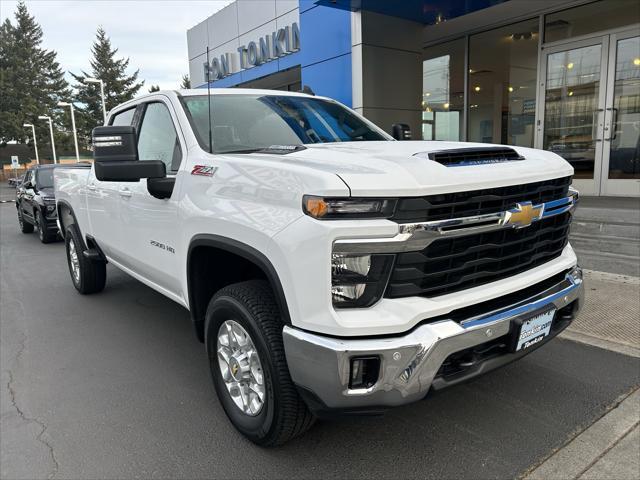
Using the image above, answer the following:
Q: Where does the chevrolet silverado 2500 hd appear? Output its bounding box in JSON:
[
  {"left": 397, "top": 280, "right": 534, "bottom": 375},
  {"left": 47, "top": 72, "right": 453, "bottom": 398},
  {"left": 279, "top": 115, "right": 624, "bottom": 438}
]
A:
[{"left": 54, "top": 89, "right": 584, "bottom": 446}]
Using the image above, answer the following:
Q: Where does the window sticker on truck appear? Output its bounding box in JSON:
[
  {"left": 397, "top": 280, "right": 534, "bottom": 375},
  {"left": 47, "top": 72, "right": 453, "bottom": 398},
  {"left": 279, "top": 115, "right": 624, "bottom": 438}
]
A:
[{"left": 191, "top": 165, "right": 217, "bottom": 177}]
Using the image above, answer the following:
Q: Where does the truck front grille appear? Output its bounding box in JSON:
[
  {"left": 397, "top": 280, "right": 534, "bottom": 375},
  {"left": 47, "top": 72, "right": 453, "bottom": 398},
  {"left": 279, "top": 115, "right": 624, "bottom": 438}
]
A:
[
  {"left": 385, "top": 212, "right": 572, "bottom": 298},
  {"left": 392, "top": 176, "right": 572, "bottom": 223}
]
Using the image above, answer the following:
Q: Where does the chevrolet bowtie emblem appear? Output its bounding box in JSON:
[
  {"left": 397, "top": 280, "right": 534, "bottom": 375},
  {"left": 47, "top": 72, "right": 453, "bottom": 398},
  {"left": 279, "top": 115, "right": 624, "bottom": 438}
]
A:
[{"left": 503, "top": 202, "right": 544, "bottom": 228}]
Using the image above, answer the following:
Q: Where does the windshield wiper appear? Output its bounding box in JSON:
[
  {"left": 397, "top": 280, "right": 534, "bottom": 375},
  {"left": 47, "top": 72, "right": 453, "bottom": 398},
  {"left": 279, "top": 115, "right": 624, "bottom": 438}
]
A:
[
  {"left": 218, "top": 148, "right": 265, "bottom": 154},
  {"left": 219, "top": 145, "right": 306, "bottom": 155}
]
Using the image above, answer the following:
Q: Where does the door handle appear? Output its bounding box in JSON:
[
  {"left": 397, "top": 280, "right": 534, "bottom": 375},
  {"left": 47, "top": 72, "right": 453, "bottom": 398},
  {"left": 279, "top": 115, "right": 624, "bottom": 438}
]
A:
[
  {"left": 592, "top": 109, "right": 604, "bottom": 142},
  {"left": 87, "top": 183, "right": 96, "bottom": 191},
  {"left": 119, "top": 187, "right": 132, "bottom": 198},
  {"left": 604, "top": 107, "right": 618, "bottom": 141}
]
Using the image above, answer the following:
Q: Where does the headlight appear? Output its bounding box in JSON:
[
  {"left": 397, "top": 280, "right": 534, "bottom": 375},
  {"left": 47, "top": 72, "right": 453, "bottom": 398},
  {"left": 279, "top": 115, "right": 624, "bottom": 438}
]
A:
[
  {"left": 303, "top": 196, "right": 396, "bottom": 219},
  {"left": 331, "top": 253, "right": 394, "bottom": 308}
]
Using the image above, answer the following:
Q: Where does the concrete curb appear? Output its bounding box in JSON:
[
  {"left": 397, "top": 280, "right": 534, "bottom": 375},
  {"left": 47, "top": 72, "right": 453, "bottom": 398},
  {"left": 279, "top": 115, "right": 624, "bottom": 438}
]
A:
[
  {"left": 560, "top": 330, "right": 640, "bottom": 358},
  {"left": 583, "top": 269, "right": 640, "bottom": 285},
  {"left": 523, "top": 388, "right": 640, "bottom": 480}
]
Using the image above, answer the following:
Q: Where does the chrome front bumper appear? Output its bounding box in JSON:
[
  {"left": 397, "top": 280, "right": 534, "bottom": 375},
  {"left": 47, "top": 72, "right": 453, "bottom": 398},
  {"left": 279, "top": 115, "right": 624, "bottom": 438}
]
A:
[{"left": 283, "top": 266, "right": 584, "bottom": 411}]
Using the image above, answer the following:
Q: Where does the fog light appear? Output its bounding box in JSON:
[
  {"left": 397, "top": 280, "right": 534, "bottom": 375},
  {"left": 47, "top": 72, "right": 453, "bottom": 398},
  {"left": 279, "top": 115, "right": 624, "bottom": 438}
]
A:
[
  {"left": 332, "top": 254, "right": 371, "bottom": 277},
  {"left": 332, "top": 284, "right": 366, "bottom": 303},
  {"left": 349, "top": 356, "right": 380, "bottom": 390},
  {"left": 331, "top": 254, "right": 395, "bottom": 308}
]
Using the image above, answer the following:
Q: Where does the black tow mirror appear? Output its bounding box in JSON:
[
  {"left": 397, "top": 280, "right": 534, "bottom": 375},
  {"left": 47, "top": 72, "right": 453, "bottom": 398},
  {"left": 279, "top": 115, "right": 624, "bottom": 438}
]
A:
[
  {"left": 93, "top": 125, "right": 138, "bottom": 162},
  {"left": 95, "top": 160, "right": 166, "bottom": 182},
  {"left": 92, "top": 125, "right": 166, "bottom": 182},
  {"left": 392, "top": 123, "right": 412, "bottom": 140}
]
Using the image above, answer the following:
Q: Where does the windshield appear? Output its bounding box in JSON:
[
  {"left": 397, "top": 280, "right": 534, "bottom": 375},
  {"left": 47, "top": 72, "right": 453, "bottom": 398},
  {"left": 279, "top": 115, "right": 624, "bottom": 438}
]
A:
[
  {"left": 181, "top": 94, "right": 389, "bottom": 154},
  {"left": 35, "top": 168, "right": 54, "bottom": 188}
]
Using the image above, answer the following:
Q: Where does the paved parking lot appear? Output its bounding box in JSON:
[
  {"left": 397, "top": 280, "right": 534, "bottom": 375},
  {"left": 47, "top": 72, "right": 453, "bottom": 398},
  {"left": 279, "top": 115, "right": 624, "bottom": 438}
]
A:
[{"left": 1, "top": 187, "right": 639, "bottom": 480}]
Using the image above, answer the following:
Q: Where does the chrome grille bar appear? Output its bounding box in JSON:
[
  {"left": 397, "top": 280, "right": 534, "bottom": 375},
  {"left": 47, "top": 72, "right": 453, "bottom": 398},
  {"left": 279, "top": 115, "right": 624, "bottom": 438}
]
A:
[{"left": 333, "top": 189, "right": 578, "bottom": 254}]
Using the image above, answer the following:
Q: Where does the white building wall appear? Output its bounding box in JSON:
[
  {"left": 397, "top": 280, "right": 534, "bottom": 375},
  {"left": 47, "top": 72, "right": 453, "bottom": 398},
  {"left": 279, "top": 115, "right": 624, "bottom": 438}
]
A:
[
  {"left": 187, "top": 0, "right": 299, "bottom": 87},
  {"left": 350, "top": 10, "right": 423, "bottom": 135}
]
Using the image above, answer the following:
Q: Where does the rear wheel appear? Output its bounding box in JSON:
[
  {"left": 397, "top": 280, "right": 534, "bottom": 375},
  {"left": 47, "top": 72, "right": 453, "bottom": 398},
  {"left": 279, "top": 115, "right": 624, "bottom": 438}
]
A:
[
  {"left": 36, "top": 210, "right": 56, "bottom": 243},
  {"left": 17, "top": 209, "right": 34, "bottom": 233},
  {"left": 65, "top": 225, "right": 106, "bottom": 294},
  {"left": 205, "top": 280, "right": 314, "bottom": 446}
]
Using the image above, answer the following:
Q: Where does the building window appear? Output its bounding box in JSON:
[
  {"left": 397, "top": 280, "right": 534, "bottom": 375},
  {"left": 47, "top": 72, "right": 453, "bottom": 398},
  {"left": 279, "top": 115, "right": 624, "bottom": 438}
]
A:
[
  {"left": 422, "top": 38, "right": 465, "bottom": 141},
  {"left": 467, "top": 18, "right": 539, "bottom": 147},
  {"left": 544, "top": 0, "right": 640, "bottom": 44}
]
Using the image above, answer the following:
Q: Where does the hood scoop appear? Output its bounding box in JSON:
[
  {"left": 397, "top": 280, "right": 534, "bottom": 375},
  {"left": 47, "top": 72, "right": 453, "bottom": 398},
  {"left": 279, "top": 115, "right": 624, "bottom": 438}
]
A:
[{"left": 414, "top": 146, "right": 524, "bottom": 167}]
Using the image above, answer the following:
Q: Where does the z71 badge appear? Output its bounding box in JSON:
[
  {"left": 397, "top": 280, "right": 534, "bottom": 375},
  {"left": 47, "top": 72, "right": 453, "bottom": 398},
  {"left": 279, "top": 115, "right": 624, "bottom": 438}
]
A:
[{"left": 191, "top": 165, "right": 217, "bottom": 177}]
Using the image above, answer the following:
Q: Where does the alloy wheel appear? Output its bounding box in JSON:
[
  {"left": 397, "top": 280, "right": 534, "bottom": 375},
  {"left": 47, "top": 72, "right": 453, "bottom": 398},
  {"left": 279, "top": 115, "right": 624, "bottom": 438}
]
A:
[
  {"left": 216, "top": 320, "right": 265, "bottom": 416},
  {"left": 68, "top": 238, "right": 81, "bottom": 284},
  {"left": 37, "top": 214, "right": 44, "bottom": 241}
]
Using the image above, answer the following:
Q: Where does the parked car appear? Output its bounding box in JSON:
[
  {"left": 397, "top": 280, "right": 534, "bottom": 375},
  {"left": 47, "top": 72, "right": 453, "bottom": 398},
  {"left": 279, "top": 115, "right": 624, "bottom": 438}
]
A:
[
  {"left": 8, "top": 175, "right": 24, "bottom": 187},
  {"left": 54, "top": 89, "right": 584, "bottom": 446},
  {"left": 16, "top": 164, "right": 80, "bottom": 243}
]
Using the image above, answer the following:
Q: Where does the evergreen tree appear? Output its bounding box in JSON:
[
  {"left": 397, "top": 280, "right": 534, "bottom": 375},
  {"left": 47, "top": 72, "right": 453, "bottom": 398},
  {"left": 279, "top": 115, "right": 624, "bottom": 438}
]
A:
[
  {"left": 0, "top": 1, "right": 69, "bottom": 155},
  {"left": 149, "top": 84, "right": 160, "bottom": 92},
  {"left": 71, "top": 27, "right": 144, "bottom": 145},
  {"left": 180, "top": 74, "right": 191, "bottom": 89}
]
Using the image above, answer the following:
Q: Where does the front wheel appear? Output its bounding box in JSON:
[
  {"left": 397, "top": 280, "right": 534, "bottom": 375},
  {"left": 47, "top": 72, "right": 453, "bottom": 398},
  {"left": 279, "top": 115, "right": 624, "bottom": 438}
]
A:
[
  {"left": 205, "top": 280, "right": 314, "bottom": 446},
  {"left": 36, "top": 210, "right": 56, "bottom": 243},
  {"left": 17, "top": 209, "right": 34, "bottom": 233},
  {"left": 65, "top": 225, "right": 106, "bottom": 294}
]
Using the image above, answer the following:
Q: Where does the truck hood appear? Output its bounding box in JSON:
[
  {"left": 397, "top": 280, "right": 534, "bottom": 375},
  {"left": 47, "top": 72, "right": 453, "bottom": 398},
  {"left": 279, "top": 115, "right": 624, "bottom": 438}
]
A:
[
  {"left": 37, "top": 187, "right": 55, "bottom": 200},
  {"left": 264, "top": 141, "right": 574, "bottom": 197}
]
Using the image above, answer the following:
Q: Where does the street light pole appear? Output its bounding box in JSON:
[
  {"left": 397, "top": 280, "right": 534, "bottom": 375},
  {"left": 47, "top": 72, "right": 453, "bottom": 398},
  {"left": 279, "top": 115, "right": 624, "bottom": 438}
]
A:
[
  {"left": 84, "top": 77, "right": 107, "bottom": 124},
  {"left": 38, "top": 115, "right": 57, "bottom": 164},
  {"left": 58, "top": 101, "right": 80, "bottom": 161},
  {"left": 22, "top": 123, "right": 39, "bottom": 165}
]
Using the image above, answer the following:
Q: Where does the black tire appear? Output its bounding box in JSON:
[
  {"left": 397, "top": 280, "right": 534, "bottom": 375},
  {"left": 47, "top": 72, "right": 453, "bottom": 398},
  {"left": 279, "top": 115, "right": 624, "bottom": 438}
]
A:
[
  {"left": 65, "top": 225, "right": 106, "bottom": 294},
  {"left": 17, "top": 208, "right": 34, "bottom": 233},
  {"left": 205, "top": 280, "right": 314, "bottom": 446},
  {"left": 36, "top": 210, "right": 56, "bottom": 244}
]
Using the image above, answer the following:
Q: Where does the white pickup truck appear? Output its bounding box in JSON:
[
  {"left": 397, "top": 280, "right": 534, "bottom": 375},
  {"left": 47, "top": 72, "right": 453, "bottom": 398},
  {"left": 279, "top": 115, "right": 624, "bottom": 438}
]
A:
[{"left": 54, "top": 89, "right": 584, "bottom": 445}]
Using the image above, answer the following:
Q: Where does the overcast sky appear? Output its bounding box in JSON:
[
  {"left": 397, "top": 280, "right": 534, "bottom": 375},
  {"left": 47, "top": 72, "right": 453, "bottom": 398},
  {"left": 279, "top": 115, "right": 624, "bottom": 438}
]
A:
[{"left": 0, "top": 0, "right": 232, "bottom": 91}]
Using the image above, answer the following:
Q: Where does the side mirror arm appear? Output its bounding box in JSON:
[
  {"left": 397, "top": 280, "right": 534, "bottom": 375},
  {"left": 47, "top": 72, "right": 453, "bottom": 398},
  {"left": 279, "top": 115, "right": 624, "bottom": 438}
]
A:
[{"left": 147, "top": 177, "right": 175, "bottom": 199}]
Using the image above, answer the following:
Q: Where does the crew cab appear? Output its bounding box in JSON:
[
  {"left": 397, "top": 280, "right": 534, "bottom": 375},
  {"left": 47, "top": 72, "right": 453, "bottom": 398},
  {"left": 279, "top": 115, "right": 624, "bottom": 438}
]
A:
[
  {"left": 54, "top": 89, "right": 584, "bottom": 446},
  {"left": 16, "top": 164, "right": 72, "bottom": 243}
]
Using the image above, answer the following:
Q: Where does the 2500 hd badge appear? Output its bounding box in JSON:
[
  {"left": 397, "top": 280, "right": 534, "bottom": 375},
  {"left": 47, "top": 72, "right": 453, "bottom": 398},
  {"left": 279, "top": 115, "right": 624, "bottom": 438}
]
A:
[{"left": 150, "top": 240, "right": 175, "bottom": 254}]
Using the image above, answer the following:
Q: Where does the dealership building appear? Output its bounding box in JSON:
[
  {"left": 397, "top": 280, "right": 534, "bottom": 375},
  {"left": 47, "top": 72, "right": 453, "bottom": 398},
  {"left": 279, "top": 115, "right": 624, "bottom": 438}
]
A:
[{"left": 187, "top": 0, "right": 639, "bottom": 198}]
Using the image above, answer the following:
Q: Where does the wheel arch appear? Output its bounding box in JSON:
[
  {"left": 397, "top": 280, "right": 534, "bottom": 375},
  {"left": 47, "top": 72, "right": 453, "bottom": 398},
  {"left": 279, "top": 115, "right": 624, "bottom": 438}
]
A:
[
  {"left": 57, "top": 200, "right": 84, "bottom": 245},
  {"left": 187, "top": 234, "right": 292, "bottom": 343}
]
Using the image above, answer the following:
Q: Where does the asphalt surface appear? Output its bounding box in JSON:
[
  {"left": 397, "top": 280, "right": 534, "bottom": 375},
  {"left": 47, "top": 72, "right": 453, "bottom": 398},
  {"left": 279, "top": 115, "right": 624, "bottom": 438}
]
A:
[{"left": 1, "top": 185, "right": 639, "bottom": 480}]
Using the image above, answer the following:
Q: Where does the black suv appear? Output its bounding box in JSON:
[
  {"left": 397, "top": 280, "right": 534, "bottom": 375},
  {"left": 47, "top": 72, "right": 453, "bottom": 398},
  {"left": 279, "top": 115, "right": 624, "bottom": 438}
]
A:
[{"left": 16, "top": 165, "right": 60, "bottom": 243}]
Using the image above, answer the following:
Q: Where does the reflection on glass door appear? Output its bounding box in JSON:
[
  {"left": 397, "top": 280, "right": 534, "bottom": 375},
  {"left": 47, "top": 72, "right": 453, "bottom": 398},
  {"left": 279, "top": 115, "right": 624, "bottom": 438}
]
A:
[
  {"left": 602, "top": 34, "right": 640, "bottom": 196},
  {"left": 542, "top": 43, "right": 605, "bottom": 186},
  {"left": 540, "top": 30, "right": 640, "bottom": 196}
]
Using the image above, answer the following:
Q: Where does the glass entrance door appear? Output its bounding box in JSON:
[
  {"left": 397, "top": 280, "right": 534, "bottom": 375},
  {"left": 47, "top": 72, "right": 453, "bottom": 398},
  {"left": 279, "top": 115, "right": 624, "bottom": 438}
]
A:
[
  {"left": 601, "top": 32, "right": 640, "bottom": 196},
  {"left": 539, "top": 30, "right": 640, "bottom": 196},
  {"left": 540, "top": 39, "right": 608, "bottom": 195}
]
